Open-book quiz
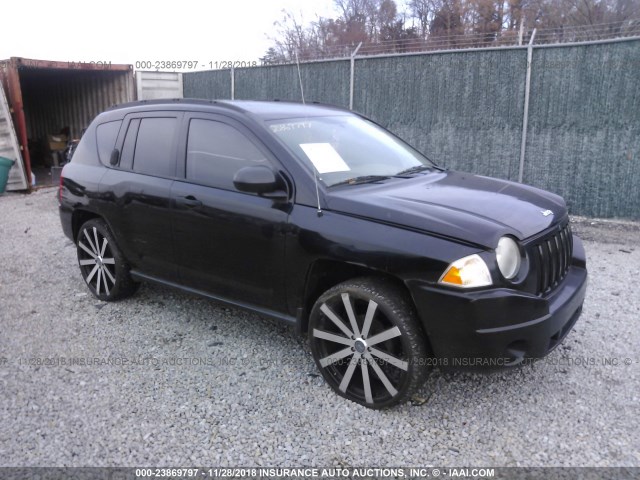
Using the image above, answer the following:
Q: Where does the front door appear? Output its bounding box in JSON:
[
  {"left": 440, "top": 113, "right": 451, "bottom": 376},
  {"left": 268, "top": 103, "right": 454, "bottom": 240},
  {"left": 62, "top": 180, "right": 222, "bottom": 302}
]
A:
[{"left": 171, "top": 113, "right": 289, "bottom": 311}]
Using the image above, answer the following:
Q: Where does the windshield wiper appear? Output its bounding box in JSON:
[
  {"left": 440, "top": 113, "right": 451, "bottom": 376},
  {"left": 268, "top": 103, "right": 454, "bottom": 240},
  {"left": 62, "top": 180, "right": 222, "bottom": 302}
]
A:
[
  {"left": 331, "top": 175, "right": 390, "bottom": 187},
  {"left": 394, "top": 165, "right": 433, "bottom": 176}
]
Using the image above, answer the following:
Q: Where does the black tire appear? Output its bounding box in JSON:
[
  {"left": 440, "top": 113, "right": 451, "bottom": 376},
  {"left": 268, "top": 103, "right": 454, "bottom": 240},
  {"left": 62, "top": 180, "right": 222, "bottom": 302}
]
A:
[
  {"left": 309, "top": 277, "right": 429, "bottom": 409},
  {"left": 76, "top": 218, "right": 139, "bottom": 301}
]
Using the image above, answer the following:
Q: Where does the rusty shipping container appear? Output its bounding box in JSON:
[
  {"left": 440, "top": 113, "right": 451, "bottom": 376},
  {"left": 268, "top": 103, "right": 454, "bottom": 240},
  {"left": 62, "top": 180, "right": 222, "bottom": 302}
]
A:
[{"left": 0, "top": 57, "right": 135, "bottom": 190}]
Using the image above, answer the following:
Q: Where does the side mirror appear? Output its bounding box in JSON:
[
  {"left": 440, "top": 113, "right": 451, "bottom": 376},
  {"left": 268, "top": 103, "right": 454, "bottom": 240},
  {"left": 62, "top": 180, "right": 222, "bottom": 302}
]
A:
[
  {"left": 233, "top": 165, "right": 286, "bottom": 198},
  {"left": 109, "top": 148, "right": 119, "bottom": 166}
]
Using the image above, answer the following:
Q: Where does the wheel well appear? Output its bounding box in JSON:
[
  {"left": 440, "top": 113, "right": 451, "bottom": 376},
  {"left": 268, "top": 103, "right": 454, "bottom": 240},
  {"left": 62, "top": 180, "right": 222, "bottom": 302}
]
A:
[
  {"left": 299, "top": 260, "right": 411, "bottom": 333},
  {"left": 72, "top": 210, "right": 101, "bottom": 242}
]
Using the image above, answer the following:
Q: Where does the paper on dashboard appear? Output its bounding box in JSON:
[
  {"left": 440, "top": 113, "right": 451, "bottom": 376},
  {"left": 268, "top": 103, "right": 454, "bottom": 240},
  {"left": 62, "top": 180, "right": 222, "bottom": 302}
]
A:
[{"left": 300, "top": 143, "right": 350, "bottom": 174}]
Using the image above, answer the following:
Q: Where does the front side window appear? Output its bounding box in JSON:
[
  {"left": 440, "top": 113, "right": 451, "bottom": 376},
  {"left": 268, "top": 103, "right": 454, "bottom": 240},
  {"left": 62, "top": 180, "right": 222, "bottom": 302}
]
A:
[
  {"left": 268, "top": 115, "right": 435, "bottom": 187},
  {"left": 186, "top": 119, "right": 267, "bottom": 190},
  {"left": 132, "top": 118, "right": 177, "bottom": 177}
]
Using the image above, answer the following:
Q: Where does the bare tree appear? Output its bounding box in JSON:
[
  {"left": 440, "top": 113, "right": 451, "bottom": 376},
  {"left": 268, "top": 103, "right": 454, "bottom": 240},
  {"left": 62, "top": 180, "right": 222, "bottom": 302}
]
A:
[
  {"left": 469, "top": 0, "right": 505, "bottom": 43},
  {"left": 409, "top": 0, "right": 436, "bottom": 37},
  {"left": 262, "top": 0, "right": 640, "bottom": 60},
  {"left": 429, "top": 0, "right": 465, "bottom": 45}
]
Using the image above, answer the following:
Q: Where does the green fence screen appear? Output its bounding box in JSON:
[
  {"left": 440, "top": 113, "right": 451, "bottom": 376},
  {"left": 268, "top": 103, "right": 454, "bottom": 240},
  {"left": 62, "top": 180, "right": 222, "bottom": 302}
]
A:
[{"left": 184, "top": 39, "right": 640, "bottom": 219}]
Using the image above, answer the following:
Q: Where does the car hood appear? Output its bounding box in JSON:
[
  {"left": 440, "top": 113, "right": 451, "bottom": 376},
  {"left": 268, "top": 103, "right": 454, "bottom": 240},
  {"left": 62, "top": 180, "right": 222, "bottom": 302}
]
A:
[{"left": 325, "top": 170, "right": 567, "bottom": 248}]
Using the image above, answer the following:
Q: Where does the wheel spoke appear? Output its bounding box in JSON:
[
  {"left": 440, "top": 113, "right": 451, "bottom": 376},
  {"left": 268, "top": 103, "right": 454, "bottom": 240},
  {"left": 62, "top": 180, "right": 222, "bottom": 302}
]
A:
[
  {"left": 83, "top": 229, "right": 98, "bottom": 255},
  {"left": 319, "top": 347, "right": 353, "bottom": 368},
  {"left": 95, "top": 267, "right": 102, "bottom": 295},
  {"left": 79, "top": 259, "right": 95, "bottom": 266},
  {"left": 103, "top": 265, "right": 116, "bottom": 284},
  {"left": 93, "top": 228, "right": 101, "bottom": 256},
  {"left": 366, "top": 326, "right": 401, "bottom": 347},
  {"left": 339, "top": 356, "right": 359, "bottom": 393},
  {"left": 100, "top": 237, "right": 108, "bottom": 257},
  {"left": 85, "top": 264, "right": 99, "bottom": 283},
  {"left": 366, "top": 353, "right": 398, "bottom": 397},
  {"left": 370, "top": 347, "right": 408, "bottom": 371},
  {"left": 79, "top": 241, "right": 96, "bottom": 259},
  {"left": 102, "top": 257, "right": 115, "bottom": 265},
  {"left": 312, "top": 329, "right": 352, "bottom": 346},
  {"left": 361, "top": 360, "right": 373, "bottom": 404},
  {"left": 341, "top": 293, "right": 360, "bottom": 337},
  {"left": 101, "top": 269, "right": 110, "bottom": 295},
  {"left": 361, "top": 300, "right": 378, "bottom": 338},
  {"left": 320, "top": 303, "right": 353, "bottom": 338}
]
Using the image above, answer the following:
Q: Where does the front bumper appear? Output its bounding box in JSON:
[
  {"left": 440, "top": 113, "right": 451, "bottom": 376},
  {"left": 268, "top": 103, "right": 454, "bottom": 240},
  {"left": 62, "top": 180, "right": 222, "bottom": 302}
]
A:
[{"left": 409, "top": 236, "right": 588, "bottom": 368}]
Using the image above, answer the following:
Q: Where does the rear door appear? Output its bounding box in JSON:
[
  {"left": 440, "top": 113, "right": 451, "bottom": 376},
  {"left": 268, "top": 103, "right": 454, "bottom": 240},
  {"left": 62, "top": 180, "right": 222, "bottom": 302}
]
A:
[
  {"left": 99, "top": 111, "right": 182, "bottom": 280},
  {"left": 171, "top": 113, "right": 289, "bottom": 311}
]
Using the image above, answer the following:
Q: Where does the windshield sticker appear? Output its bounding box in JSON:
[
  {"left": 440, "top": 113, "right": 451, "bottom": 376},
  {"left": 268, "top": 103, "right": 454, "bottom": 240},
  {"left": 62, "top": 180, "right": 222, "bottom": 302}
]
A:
[
  {"left": 300, "top": 143, "right": 350, "bottom": 174},
  {"left": 270, "top": 121, "right": 312, "bottom": 133}
]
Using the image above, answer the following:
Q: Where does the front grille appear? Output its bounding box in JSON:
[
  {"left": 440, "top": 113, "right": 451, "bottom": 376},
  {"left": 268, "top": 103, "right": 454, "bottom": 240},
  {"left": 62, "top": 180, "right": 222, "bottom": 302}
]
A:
[{"left": 530, "top": 223, "right": 573, "bottom": 296}]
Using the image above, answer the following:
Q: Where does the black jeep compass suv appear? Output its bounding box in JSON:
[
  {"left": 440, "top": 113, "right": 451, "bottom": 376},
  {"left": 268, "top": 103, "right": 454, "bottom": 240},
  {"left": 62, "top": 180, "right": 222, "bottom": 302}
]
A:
[{"left": 59, "top": 99, "right": 588, "bottom": 408}]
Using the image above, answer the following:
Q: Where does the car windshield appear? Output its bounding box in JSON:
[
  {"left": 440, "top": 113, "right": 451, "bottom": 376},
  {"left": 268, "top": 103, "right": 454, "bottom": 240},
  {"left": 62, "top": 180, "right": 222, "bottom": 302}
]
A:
[{"left": 268, "top": 115, "right": 436, "bottom": 187}]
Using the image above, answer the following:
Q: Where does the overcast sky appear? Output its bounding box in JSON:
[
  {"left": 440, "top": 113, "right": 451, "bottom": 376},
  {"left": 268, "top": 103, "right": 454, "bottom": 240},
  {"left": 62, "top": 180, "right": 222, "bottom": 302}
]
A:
[{"left": 1, "top": 0, "right": 338, "bottom": 69}]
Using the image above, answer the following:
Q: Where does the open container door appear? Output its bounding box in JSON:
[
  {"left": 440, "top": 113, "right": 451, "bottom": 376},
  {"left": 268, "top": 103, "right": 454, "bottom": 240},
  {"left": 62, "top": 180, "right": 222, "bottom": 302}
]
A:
[
  {"left": 0, "top": 82, "right": 28, "bottom": 191},
  {"left": 1, "top": 57, "right": 135, "bottom": 188}
]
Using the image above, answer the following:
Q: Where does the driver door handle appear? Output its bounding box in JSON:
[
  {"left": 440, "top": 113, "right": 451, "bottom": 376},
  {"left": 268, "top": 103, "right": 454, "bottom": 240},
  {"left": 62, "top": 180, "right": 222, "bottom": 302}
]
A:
[{"left": 177, "top": 195, "right": 202, "bottom": 208}]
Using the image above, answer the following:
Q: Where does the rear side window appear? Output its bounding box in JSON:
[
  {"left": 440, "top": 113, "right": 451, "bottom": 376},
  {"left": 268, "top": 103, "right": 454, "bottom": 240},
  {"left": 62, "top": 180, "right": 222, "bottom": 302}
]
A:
[
  {"left": 132, "top": 118, "right": 177, "bottom": 177},
  {"left": 96, "top": 120, "right": 122, "bottom": 164},
  {"left": 186, "top": 119, "right": 267, "bottom": 190}
]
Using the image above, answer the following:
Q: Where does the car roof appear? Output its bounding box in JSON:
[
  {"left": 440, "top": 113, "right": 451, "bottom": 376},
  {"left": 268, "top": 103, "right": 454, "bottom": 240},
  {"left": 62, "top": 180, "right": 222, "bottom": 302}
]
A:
[
  {"left": 220, "top": 100, "right": 350, "bottom": 119},
  {"left": 104, "top": 98, "right": 351, "bottom": 121}
]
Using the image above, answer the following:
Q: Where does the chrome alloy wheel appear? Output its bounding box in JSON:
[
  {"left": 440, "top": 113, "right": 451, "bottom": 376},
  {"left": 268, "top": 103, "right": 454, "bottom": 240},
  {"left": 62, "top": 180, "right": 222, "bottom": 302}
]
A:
[
  {"left": 311, "top": 289, "right": 415, "bottom": 407},
  {"left": 77, "top": 226, "right": 117, "bottom": 296}
]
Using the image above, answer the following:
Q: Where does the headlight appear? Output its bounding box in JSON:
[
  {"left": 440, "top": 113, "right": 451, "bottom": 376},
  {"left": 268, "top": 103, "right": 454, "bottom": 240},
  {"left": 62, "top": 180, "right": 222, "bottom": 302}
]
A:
[
  {"left": 496, "top": 236, "right": 521, "bottom": 279},
  {"left": 438, "top": 254, "right": 492, "bottom": 288}
]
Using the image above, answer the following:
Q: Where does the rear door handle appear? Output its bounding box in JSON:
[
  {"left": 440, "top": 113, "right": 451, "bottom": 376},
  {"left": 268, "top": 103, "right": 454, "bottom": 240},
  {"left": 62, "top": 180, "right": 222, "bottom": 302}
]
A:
[{"left": 177, "top": 195, "right": 202, "bottom": 208}]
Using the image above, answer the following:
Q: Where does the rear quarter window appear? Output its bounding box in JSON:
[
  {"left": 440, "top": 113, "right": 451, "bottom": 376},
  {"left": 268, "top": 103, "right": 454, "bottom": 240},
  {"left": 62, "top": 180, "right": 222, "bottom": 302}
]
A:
[{"left": 96, "top": 120, "right": 122, "bottom": 165}]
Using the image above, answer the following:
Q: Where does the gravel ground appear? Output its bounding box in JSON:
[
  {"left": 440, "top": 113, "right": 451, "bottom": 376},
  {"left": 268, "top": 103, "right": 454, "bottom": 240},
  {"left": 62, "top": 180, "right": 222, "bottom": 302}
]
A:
[{"left": 0, "top": 187, "right": 638, "bottom": 467}]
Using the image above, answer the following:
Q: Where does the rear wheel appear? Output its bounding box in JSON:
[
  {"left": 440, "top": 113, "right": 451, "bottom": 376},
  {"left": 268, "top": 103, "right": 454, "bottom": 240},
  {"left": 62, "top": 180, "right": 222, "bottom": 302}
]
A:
[
  {"left": 309, "top": 277, "right": 429, "bottom": 408},
  {"left": 76, "top": 219, "right": 139, "bottom": 301}
]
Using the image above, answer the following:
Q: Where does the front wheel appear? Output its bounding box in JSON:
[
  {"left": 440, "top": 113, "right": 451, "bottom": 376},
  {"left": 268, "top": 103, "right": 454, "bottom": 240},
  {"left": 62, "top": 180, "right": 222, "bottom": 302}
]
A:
[
  {"left": 76, "top": 218, "right": 139, "bottom": 301},
  {"left": 309, "top": 277, "right": 429, "bottom": 409}
]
